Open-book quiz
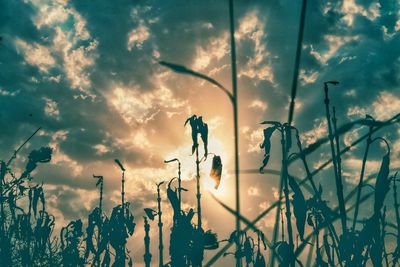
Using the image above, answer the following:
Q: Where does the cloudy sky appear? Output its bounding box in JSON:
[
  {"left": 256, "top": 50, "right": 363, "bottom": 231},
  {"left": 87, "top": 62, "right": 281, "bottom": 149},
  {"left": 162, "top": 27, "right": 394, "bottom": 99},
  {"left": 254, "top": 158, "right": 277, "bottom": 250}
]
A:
[{"left": 1, "top": 0, "right": 399, "bottom": 266}]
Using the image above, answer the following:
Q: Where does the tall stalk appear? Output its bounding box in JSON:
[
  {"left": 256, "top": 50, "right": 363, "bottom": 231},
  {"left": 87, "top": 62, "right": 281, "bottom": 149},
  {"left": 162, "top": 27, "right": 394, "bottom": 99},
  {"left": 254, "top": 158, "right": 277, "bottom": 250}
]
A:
[
  {"left": 287, "top": 0, "right": 307, "bottom": 126},
  {"left": 92, "top": 175, "right": 104, "bottom": 266},
  {"left": 93, "top": 175, "right": 104, "bottom": 217},
  {"left": 157, "top": 181, "right": 164, "bottom": 267},
  {"left": 228, "top": 2, "right": 241, "bottom": 267},
  {"left": 381, "top": 208, "right": 389, "bottom": 267},
  {"left": 114, "top": 159, "right": 126, "bottom": 264},
  {"left": 392, "top": 173, "right": 400, "bottom": 264},
  {"left": 196, "top": 147, "right": 202, "bottom": 230},
  {"left": 280, "top": 126, "right": 295, "bottom": 267},
  {"left": 293, "top": 129, "right": 341, "bottom": 262},
  {"left": 0, "top": 161, "right": 5, "bottom": 246},
  {"left": 352, "top": 125, "right": 372, "bottom": 231},
  {"left": 332, "top": 107, "right": 344, "bottom": 203},
  {"left": 322, "top": 82, "right": 347, "bottom": 235},
  {"left": 269, "top": 168, "right": 284, "bottom": 267},
  {"left": 143, "top": 216, "right": 152, "bottom": 267}
]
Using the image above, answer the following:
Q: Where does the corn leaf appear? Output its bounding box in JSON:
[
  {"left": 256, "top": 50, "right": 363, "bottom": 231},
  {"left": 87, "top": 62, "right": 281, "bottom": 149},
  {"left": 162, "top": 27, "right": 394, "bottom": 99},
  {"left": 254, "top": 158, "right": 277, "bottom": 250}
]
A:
[
  {"left": 259, "top": 126, "right": 277, "bottom": 172},
  {"left": 288, "top": 175, "right": 307, "bottom": 240},
  {"left": 374, "top": 153, "right": 390, "bottom": 213}
]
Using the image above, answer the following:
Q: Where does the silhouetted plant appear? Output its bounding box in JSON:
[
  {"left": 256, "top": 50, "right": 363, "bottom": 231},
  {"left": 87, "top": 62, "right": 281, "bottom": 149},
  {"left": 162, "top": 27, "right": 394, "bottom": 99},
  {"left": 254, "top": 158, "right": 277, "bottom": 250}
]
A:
[
  {"left": 144, "top": 180, "right": 165, "bottom": 267},
  {"left": 60, "top": 219, "right": 85, "bottom": 266},
  {"left": 167, "top": 177, "right": 194, "bottom": 267},
  {"left": 259, "top": 121, "right": 296, "bottom": 266},
  {"left": 0, "top": 140, "right": 59, "bottom": 267},
  {"left": 109, "top": 203, "right": 135, "bottom": 267},
  {"left": 85, "top": 175, "right": 110, "bottom": 267},
  {"left": 254, "top": 231, "right": 267, "bottom": 267}
]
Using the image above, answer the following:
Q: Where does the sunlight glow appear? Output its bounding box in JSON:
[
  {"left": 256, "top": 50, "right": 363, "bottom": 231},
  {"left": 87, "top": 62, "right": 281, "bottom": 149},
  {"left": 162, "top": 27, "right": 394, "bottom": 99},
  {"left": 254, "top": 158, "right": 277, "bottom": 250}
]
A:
[{"left": 202, "top": 173, "right": 228, "bottom": 198}]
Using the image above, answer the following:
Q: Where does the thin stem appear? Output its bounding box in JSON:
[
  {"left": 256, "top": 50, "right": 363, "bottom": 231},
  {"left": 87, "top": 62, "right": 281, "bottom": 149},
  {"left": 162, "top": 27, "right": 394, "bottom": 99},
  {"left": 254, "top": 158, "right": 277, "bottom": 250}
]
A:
[
  {"left": 196, "top": 147, "right": 202, "bottom": 230},
  {"left": 352, "top": 126, "right": 372, "bottom": 231},
  {"left": 143, "top": 217, "right": 152, "bottom": 267},
  {"left": 6, "top": 127, "right": 41, "bottom": 167},
  {"left": 269, "top": 168, "right": 284, "bottom": 267},
  {"left": 178, "top": 161, "right": 181, "bottom": 212},
  {"left": 281, "top": 128, "right": 295, "bottom": 267},
  {"left": 287, "top": 0, "right": 307, "bottom": 125},
  {"left": 121, "top": 170, "right": 126, "bottom": 262},
  {"left": 323, "top": 84, "right": 347, "bottom": 235},
  {"left": 228, "top": 1, "right": 241, "bottom": 266},
  {"left": 392, "top": 173, "right": 400, "bottom": 264},
  {"left": 157, "top": 183, "right": 164, "bottom": 267},
  {"left": 281, "top": 208, "right": 285, "bottom": 241},
  {"left": 305, "top": 236, "right": 315, "bottom": 267},
  {"left": 382, "top": 209, "right": 390, "bottom": 267},
  {"left": 332, "top": 106, "right": 347, "bottom": 233},
  {"left": 293, "top": 129, "right": 341, "bottom": 261}
]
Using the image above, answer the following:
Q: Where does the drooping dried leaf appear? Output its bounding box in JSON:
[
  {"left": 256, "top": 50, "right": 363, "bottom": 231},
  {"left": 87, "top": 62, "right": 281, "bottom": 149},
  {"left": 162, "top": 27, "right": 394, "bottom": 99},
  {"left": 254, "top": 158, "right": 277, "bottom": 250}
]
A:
[
  {"left": 185, "top": 115, "right": 199, "bottom": 154},
  {"left": 124, "top": 204, "right": 136, "bottom": 235},
  {"left": 254, "top": 251, "right": 266, "bottom": 267},
  {"left": 204, "top": 230, "right": 219, "bottom": 250},
  {"left": 198, "top": 116, "right": 208, "bottom": 158},
  {"left": 276, "top": 241, "right": 291, "bottom": 266},
  {"left": 210, "top": 155, "right": 222, "bottom": 189},
  {"left": 32, "top": 187, "right": 41, "bottom": 217},
  {"left": 167, "top": 178, "right": 179, "bottom": 215},
  {"left": 244, "top": 236, "right": 254, "bottom": 264},
  {"left": 39, "top": 187, "right": 45, "bottom": 212},
  {"left": 259, "top": 126, "right": 277, "bottom": 172},
  {"left": 0, "top": 161, "right": 6, "bottom": 181},
  {"left": 144, "top": 208, "right": 156, "bottom": 221},
  {"left": 288, "top": 175, "right": 307, "bottom": 240},
  {"left": 229, "top": 230, "right": 242, "bottom": 244}
]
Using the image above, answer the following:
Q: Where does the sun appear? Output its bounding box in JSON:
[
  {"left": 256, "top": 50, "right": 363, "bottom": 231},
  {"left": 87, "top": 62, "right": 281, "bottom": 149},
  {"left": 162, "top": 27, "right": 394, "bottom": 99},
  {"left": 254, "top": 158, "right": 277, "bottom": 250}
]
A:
[{"left": 202, "top": 173, "right": 227, "bottom": 198}]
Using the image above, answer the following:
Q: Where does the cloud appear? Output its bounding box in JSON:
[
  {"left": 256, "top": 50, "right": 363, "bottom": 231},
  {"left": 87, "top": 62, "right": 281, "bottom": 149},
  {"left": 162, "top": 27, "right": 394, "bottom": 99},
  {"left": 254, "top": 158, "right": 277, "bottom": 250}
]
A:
[
  {"left": 299, "top": 69, "right": 319, "bottom": 85},
  {"left": 93, "top": 144, "right": 110, "bottom": 155},
  {"left": 17, "top": 0, "right": 99, "bottom": 97},
  {"left": 237, "top": 10, "right": 274, "bottom": 83},
  {"left": 127, "top": 23, "right": 150, "bottom": 51},
  {"left": 346, "top": 91, "right": 400, "bottom": 121},
  {"left": 62, "top": 39, "right": 98, "bottom": 94},
  {"left": 300, "top": 118, "right": 327, "bottom": 146},
  {"left": 372, "top": 91, "right": 400, "bottom": 120},
  {"left": 43, "top": 97, "right": 60, "bottom": 119},
  {"left": 248, "top": 99, "right": 267, "bottom": 111},
  {"left": 192, "top": 32, "right": 229, "bottom": 71},
  {"left": 248, "top": 186, "right": 260, "bottom": 196},
  {"left": 341, "top": 0, "right": 381, "bottom": 27},
  {"left": 241, "top": 126, "right": 264, "bottom": 154},
  {"left": 307, "top": 35, "right": 359, "bottom": 65},
  {"left": 15, "top": 39, "right": 56, "bottom": 73},
  {"left": 108, "top": 84, "right": 186, "bottom": 125}
]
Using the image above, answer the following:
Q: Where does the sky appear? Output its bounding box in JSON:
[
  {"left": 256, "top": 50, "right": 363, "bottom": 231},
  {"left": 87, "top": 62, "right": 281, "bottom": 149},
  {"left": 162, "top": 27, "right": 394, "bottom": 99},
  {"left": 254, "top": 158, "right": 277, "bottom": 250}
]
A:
[{"left": 0, "top": 0, "right": 400, "bottom": 266}]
